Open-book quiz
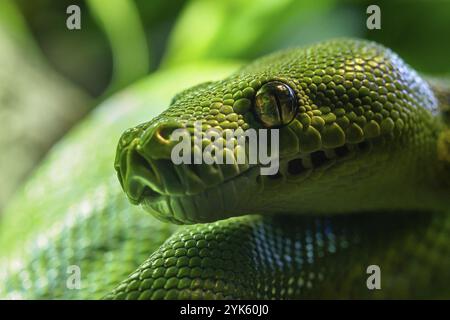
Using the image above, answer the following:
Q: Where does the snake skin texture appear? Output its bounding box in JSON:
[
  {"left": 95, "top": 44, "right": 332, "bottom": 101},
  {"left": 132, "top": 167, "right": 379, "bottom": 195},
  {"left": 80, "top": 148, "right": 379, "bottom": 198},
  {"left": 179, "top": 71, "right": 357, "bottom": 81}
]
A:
[
  {"left": 105, "top": 212, "right": 450, "bottom": 299},
  {"left": 0, "top": 40, "right": 449, "bottom": 299},
  {"left": 111, "top": 39, "right": 450, "bottom": 299},
  {"left": 115, "top": 39, "right": 449, "bottom": 225}
]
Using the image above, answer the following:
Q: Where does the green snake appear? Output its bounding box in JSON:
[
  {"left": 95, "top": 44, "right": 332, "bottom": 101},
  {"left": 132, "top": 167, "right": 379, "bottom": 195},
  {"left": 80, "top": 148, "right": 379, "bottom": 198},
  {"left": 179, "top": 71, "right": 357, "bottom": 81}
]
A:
[{"left": 1, "top": 39, "right": 449, "bottom": 299}]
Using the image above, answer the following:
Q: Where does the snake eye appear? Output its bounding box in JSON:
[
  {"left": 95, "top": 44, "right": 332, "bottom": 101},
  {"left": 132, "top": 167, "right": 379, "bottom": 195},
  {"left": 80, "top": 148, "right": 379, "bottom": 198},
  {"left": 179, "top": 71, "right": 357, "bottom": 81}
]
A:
[{"left": 254, "top": 81, "right": 298, "bottom": 128}]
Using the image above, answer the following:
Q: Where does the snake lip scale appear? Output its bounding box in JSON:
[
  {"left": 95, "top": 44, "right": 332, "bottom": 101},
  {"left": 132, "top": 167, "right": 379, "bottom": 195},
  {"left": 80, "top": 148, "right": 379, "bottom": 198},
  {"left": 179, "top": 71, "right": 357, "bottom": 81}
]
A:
[{"left": 122, "top": 135, "right": 376, "bottom": 224}]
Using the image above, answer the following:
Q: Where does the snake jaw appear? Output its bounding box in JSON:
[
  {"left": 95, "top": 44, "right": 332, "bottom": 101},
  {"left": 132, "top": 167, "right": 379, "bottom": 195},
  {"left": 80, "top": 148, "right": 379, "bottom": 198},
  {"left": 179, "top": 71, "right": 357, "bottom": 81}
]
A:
[{"left": 115, "top": 117, "right": 263, "bottom": 223}]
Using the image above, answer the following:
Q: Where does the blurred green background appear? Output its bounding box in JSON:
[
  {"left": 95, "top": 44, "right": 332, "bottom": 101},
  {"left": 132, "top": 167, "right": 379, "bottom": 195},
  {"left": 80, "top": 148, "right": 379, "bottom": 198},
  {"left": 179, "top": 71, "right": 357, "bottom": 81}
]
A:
[{"left": 1, "top": 0, "right": 450, "bottom": 214}]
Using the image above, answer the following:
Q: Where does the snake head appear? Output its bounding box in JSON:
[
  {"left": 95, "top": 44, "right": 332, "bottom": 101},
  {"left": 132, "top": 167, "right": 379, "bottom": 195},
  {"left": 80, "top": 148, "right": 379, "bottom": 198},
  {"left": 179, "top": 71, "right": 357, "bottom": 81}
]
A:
[{"left": 115, "top": 39, "right": 443, "bottom": 224}]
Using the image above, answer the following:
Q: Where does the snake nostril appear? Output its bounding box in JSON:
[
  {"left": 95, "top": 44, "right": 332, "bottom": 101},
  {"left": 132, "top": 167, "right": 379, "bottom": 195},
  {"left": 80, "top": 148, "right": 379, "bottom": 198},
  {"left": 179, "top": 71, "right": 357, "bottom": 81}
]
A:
[
  {"left": 155, "top": 125, "right": 176, "bottom": 143},
  {"left": 141, "top": 121, "right": 185, "bottom": 160}
]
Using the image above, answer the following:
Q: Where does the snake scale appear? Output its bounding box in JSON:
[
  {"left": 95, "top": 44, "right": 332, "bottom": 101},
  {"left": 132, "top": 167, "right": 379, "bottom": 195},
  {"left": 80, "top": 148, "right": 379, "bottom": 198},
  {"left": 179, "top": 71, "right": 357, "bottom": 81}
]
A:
[{"left": 0, "top": 39, "right": 449, "bottom": 299}]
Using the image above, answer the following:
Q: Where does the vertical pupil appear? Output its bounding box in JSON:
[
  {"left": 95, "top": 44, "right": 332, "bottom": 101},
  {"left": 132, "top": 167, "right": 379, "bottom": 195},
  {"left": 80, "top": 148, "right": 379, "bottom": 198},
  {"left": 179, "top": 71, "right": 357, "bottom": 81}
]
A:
[{"left": 255, "top": 81, "right": 296, "bottom": 127}]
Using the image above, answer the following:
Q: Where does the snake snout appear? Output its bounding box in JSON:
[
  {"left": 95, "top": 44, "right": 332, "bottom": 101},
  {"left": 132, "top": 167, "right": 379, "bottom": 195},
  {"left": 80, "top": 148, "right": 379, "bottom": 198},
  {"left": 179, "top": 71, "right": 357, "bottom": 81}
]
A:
[
  {"left": 115, "top": 117, "right": 256, "bottom": 222},
  {"left": 116, "top": 120, "right": 230, "bottom": 203},
  {"left": 115, "top": 121, "right": 185, "bottom": 203}
]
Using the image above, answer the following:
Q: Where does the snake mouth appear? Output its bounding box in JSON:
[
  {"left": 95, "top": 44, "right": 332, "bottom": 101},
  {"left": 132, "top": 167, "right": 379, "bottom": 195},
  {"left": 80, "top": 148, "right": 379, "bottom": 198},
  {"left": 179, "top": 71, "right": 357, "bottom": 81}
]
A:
[
  {"left": 116, "top": 137, "right": 373, "bottom": 224},
  {"left": 115, "top": 129, "right": 258, "bottom": 223},
  {"left": 115, "top": 115, "right": 379, "bottom": 224},
  {"left": 118, "top": 151, "right": 258, "bottom": 224},
  {"left": 140, "top": 168, "right": 258, "bottom": 224}
]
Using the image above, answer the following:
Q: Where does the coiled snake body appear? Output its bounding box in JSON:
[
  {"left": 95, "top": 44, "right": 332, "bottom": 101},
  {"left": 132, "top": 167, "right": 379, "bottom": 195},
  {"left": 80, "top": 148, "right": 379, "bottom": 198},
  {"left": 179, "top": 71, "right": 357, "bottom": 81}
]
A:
[{"left": 1, "top": 39, "right": 449, "bottom": 299}]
